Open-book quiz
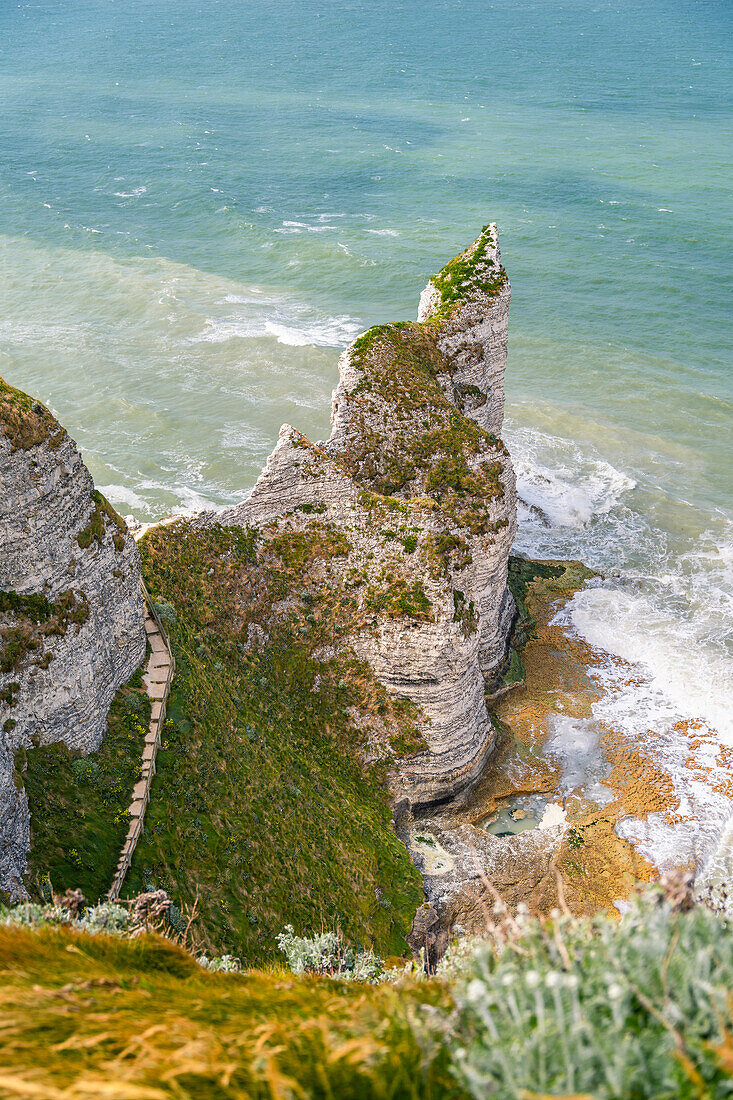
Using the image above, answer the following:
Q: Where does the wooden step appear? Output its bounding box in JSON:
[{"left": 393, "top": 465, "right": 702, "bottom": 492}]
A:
[
  {"left": 109, "top": 590, "right": 174, "bottom": 901},
  {"left": 146, "top": 671, "right": 170, "bottom": 684}
]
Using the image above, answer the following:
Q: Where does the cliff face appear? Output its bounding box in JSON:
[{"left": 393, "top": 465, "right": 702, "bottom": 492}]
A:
[
  {"left": 213, "top": 225, "right": 517, "bottom": 807},
  {"left": 417, "top": 224, "right": 510, "bottom": 436},
  {"left": 0, "top": 381, "right": 146, "bottom": 897}
]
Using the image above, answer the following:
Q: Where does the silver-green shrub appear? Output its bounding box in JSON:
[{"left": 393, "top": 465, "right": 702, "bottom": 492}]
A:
[
  {"left": 446, "top": 893, "right": 733, "bottom": 1099},
  {"left": 198, "top": 954, "right": 242, "bottom": 972},
  {"left": 0, "top": 900, "right": 130, "bottom": 933},
  {"left": 0, "top": 902, "right": 71, "bottom": 928},
  {"left": 277, "top": 924, "right": 384, "bottom": 982},
  {"left": 79, "top": 903, "right": 129, "bottom": 935}
]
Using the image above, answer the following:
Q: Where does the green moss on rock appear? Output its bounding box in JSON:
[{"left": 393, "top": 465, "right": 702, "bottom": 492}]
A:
[
  {"left": 337, "top": 322, "right": 508, "bottom": 535},
  {"left": 0, "top": 589, "right": 90, "bottom": 675},
  {"left": 428, "top": 224, "right": 508, "bottom": 320},
  {"left": 366, "top": 579, "right": 434, "bottom": 622},
  {"left": 76, "top": 490, "right": 127, "bottom": 553},
  {"left": 491, "top": 556, "right": 599, "bottom": 693}
]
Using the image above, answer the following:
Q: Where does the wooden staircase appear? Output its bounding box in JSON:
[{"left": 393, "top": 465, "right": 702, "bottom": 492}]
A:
[{"left": 107, "top": 584, "right": 175, "bottom": 902}]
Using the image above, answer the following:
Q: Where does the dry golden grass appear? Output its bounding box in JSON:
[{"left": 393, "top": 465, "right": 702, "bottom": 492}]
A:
[{"left": 0, "top": 925, "right": 459, "bottom": 1099}]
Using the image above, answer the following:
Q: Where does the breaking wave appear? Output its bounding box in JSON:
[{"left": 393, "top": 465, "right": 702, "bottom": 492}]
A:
[{"left": 508, "top": 418, "right": 733, "bottom": 881}]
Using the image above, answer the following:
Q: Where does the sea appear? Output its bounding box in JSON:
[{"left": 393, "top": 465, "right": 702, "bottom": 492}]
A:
[{"left": 1, "top": 0, "right": 731, "bottom": 886}]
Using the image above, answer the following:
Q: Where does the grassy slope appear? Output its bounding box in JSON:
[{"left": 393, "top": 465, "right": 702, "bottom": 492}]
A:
[
  {"left": 0, "top": 924, "right": 459, "bottom": 1100},
  {"left": 20, "top": 664, "right": 150, "bottom": 902},
  {"left": 127, "top": 521, "right": 423, "bottom": 963}
]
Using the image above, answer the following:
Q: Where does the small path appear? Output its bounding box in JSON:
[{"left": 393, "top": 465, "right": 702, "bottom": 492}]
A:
[{"left": 108, "top": 588, "right": 174, "bottom": 901}]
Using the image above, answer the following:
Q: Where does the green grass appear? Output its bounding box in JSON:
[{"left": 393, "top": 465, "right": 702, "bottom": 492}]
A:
[
  {"left": 365, "top": 579, "right": 433, "bottom": 621},
  {"left": 76, "top": 489, "right": 127, "bottom": 552},
  {"left": 0, "top": 588, "right": 90, "bottom": 675},
  {"left": 428, "top": 223, "right": 508, "bottom": 319},
  {"left": 338, "top": 322, "right": 510, "bottom": 537},
  {"left": 126, "top": 520, "right": 424, "bottom": 965},
  {"left": 20, "top": 663, "right": 149, "bottom": 902}
]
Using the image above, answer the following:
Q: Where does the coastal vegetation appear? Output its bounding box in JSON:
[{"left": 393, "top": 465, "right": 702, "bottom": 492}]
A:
[
  {"left": 1, "top": 885, "right": 731, "bottom": 1098},
  {"left": 340, "top": 320, "right": 509, "bottom": 536},
  {"left": 428, "top": 223, "right": 509, "bottom": 320},
  {"left": 76, "top": 489, "right": 127, "bottom": 552},
  {"left": 19, "top": 664, "right": 150, "bottom": 903},
  {"left": 0, "top": 377, "right": 66, "bottom": 452},
  {"left": 0, "top": 588, "right": 89, "bottom": 677},
  {"left": 121, "top": 519, "right": 424, "bottom": 963}
]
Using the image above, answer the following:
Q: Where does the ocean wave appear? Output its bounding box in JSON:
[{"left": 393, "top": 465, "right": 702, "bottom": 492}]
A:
[
  {"left": 195, "top": 311, "right": 360, "bottom": 348},
  {"left": 274, "top": 220, "right": 339, "bottom": 234},
  {"left": 508, "top": 423, "right": 636, "bottom": 530},
  {"left": 549, "top": 592, "right": 733, "bottom": 877},
  {"left": 510, "top": 418, "right": 733, "bottom": 880}
]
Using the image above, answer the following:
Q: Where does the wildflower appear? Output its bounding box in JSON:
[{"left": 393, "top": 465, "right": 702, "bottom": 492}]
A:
[
  {"left": 466, "top": 979, "right": 485, "bottom": 1003},
  {"left": 545, "top": 970, "right": 562, "bottom": 989},
  {"left": 607, "top": 982, "right": 624, "bottom": 1000},
  {"left": 525, "top": 970, "right": 540, "bottom": 988}
]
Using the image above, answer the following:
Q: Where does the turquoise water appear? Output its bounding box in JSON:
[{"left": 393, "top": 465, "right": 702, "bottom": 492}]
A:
[{"left": 1, "top": 1, "right": 731, "bottom": 873}]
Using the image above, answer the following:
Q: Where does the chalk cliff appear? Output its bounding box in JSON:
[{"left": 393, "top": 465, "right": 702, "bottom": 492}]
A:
[
  {"left": 212, "top": 225, "right": 517, "bottom": 806},
  {"left": 0, "top": 381, "right": 146, "bottom": 897}
]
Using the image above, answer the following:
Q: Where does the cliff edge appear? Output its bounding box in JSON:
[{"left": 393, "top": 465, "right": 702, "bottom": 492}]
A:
[
  {"left": 0, "top": 380, "right": 146, "bottom": 898},
  {"left": 211, "top": 224, "right": 517, "bottom": 806}
]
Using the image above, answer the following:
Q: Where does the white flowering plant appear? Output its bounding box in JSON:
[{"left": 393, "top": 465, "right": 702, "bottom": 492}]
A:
[
  {"left": 277, "top": 924, "right": 385, "bottom": 983},
  {"left": 198, "top": 953, "right": 243, "bottom": 973},
  {"left": 445, "top": 890, "right": 733, "bottom": 1099}
]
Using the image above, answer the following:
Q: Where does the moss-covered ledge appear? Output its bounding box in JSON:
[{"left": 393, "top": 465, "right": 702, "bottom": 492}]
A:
[
  {"left": 0, "top": 589, "right": 90, "bottom": 684},
  {"left": 427, "top": 223, "right": 509, "bottom": 321}
]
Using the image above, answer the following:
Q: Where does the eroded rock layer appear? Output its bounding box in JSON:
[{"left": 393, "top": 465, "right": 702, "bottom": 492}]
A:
[
  {"left": 0, "top": 381, "right": 146, "bottom": 897},
  {"left": 212, "top": 225, "right": 517, "bottom": 806}
]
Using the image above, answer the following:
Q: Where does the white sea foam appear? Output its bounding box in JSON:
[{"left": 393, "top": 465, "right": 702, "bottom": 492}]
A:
[
  {"left": 275, "top": 220, "right": 338, "bottom": 234},
  {"left": 195, "top": 309, "right": 360, "bottom": 349},
  {"left": 565, "top": 580, "right": 732, "bottom": 741},
  {"left": 543, "top": 714, "right": 614, "bottom": 806},
  {"left": 98, "top": 483, "right": 150, "bottom": 513},
  {"left": 508, "top": 423, "right": 636, "bottom": 530},
  {"left": 510, "top": 419, "right": 733, "bottom": 879}
]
